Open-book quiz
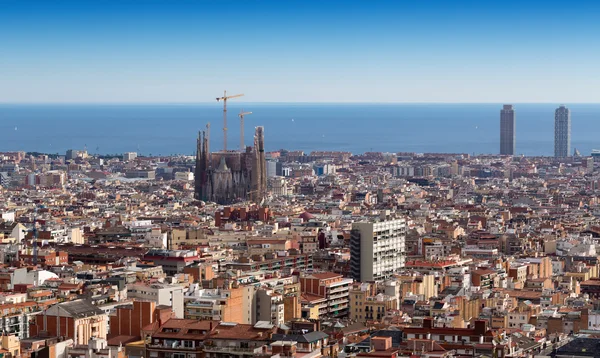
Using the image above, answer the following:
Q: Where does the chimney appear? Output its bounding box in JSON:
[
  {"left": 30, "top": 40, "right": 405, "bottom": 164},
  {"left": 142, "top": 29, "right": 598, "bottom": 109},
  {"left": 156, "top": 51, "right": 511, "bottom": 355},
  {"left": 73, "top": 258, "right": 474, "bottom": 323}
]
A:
[{"left": 474, "top": 320, "right": 487, "bottom": 335}]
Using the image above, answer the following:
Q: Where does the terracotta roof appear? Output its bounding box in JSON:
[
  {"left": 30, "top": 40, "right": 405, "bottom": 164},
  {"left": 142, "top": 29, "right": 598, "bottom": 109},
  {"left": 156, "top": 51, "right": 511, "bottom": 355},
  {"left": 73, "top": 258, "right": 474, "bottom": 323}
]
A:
[
  {"left": 209, "top": 323, "right": 274, "bottom": 340},
  {"left": 300, "top": 293, "right": 327, "bottom": 303},
  {"left": 107, "top": 335, "right": 140, "bottom": 346},
  {"left": 151, "top": 319, "right": 215, "bottom": 339},
  {"left": 309, "top": 272, "right": 342, "bottom": 280}
]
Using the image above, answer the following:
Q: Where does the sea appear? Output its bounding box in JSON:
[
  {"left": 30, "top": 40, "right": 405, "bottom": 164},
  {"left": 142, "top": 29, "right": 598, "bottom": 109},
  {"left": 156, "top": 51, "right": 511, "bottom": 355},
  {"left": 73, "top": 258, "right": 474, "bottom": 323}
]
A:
[{"left": 1, "top": 103, "right": 599, "bottom": 157}]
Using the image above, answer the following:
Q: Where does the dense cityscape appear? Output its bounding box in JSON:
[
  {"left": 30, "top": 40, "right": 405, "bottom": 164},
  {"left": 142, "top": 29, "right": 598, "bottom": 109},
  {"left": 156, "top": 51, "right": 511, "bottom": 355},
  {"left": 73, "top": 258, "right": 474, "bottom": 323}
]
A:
[{"left": 0, "top": 99, "right": 599, "bottom": 358}]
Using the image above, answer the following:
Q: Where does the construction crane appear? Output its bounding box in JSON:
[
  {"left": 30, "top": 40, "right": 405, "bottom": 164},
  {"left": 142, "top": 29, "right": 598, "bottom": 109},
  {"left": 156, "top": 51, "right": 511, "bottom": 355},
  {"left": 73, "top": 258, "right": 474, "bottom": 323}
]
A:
[
  {"left": 216, "top": 91, "right": 244, "bottom": 151},
  {"left": 22, "top": 206, "right": 41, "bottom": 266},
  {"left": 238, "top": 110, "right": 252, "bottom": 151}
]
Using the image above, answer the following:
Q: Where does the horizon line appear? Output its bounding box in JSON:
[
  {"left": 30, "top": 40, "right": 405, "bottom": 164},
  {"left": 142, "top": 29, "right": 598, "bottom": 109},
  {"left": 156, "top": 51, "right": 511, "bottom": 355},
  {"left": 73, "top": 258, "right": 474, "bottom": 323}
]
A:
[{"left": 0, "top": 101, "right": 598, "bottom": 105}]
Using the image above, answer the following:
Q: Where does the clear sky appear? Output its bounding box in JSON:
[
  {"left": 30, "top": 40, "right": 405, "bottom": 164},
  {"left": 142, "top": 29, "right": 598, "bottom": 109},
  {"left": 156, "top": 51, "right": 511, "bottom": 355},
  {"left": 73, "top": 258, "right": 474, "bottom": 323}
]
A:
[{"left": 2, "top": 0, "right": 600, "bottom": 103}]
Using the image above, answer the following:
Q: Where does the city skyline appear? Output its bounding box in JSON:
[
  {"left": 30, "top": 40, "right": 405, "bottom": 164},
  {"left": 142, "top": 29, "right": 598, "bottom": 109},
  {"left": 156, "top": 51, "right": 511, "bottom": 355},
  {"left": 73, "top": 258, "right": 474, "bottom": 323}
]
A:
[
  {"left": 1, "top": 102, "right": 593, "bottom": 157},
  {"left": 3, "top": 0, "right": 600, "bottom": 103}
]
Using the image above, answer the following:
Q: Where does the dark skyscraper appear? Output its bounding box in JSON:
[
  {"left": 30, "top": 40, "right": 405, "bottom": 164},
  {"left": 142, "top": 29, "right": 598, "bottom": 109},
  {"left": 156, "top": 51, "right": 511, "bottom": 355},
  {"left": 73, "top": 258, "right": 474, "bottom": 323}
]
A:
[
  {"left": 500, "top": 104, "right": 515, "bottom": 155},
  {"left": 554, "top": 105, "right": 571, "bottom": 158}
]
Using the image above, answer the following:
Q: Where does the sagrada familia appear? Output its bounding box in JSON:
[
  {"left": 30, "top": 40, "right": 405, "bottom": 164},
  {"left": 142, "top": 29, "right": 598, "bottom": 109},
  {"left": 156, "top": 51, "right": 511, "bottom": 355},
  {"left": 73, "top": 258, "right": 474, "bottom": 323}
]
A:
[{"left": 194, "top": 126, "right": 267, "bottom": 205}]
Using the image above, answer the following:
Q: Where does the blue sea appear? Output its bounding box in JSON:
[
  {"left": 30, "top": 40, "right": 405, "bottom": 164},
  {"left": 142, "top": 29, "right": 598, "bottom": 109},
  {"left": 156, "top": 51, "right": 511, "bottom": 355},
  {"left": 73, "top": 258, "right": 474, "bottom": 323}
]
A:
[{"left": 1, "top": 103, "right": 599, "bottom": 156}]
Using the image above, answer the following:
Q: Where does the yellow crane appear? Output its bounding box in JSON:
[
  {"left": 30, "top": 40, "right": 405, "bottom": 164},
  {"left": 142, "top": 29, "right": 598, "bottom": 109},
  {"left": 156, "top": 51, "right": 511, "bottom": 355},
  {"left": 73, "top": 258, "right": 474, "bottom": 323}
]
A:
[
  {"left": 216, "top": 91, "right": 244, "bottom": 151},
  {"left": 238, "top": 110, "right": 252, "bottom": 151}
]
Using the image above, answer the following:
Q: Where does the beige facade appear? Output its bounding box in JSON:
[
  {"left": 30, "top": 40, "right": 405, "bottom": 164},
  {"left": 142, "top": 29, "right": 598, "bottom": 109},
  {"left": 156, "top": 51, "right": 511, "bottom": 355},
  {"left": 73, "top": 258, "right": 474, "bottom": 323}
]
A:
[{"left": 349, "top": 283, "right": 397, "bottom": 323}]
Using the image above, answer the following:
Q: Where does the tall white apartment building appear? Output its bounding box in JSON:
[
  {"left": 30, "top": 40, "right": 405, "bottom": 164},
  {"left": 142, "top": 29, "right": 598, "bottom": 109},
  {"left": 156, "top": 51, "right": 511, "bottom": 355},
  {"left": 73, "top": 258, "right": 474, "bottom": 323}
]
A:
[{"left": 350, "top": 215, "right": 406, "bottom": 282}]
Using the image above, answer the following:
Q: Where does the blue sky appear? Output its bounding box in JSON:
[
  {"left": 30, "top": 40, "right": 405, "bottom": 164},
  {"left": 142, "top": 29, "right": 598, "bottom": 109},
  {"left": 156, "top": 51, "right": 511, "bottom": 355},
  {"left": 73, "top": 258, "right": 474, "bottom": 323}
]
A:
[{"left": 1, "top": 0, "right": 600, "bottom": 103}]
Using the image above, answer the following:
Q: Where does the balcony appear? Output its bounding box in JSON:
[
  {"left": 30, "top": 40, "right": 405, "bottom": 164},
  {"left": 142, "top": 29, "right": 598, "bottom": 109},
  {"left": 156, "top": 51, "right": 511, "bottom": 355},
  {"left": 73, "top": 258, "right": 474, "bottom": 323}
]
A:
[
  {"left": 329, "top": 303, "right": 348, "bottom": 311},
  {"left": 147, "top": 344, "right": 202, "bottom": 351},
  {"left": 202, "top": 346, "right": 263, "bottom": 354},
  {"left": 328, "top": 298, "right": 349, "bottom": 307},
  {"left": 328, "top": 291, "right": 349, "bottom": 300},
  {"left": 186, "top": 301, "right": 217, "bottom": 308},
  {"left": 328, "top": 286, "right": 349, "bottom": 294}
]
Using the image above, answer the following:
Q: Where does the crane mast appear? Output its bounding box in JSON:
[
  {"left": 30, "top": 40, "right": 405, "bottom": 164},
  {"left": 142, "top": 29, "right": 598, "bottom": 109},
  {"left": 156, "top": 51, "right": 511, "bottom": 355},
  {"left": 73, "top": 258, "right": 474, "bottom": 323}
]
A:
[
  {"left": 238, "top": 110, "right": 252, "bottom": 151},
  {"left": 216, "top": 91, "right": 243, "bottom": 151}
]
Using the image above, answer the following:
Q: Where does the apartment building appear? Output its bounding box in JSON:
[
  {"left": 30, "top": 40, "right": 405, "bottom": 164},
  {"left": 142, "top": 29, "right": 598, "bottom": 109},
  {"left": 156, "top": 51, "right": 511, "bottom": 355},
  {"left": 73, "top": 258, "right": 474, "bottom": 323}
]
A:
[
  {"left": 145, "top": 319, "right": 277, "bottom": 358},
  {"left": 256, "top": 289, "right": 284, "bottom": 326},
  {"left": 142, "top": 249, "right": 199, "bottom": 276},
  {"left": 127, "top": 283, "right": 185, "bottom": 318},
  {"left": 349, "top": 283, "right": 398, "bottom": 323},
  {"left": 299, "top": 272, "right": 352, "bottom": 318},
  {"left": 29, "top": 299, "right": 108, "bottom": 346},
  {"left": 184, "top": 283, "right": 255, "bottom": 324},
  {"left": 350, "top": 215, "right": 406, "bottom": 282}
]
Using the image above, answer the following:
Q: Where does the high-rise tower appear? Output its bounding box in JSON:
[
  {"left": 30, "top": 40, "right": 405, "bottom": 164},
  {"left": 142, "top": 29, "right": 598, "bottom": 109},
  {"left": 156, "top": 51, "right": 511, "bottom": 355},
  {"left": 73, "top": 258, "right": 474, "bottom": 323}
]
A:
[
  {"left": 554, "top": 105, "right": 571, "bottom": 158},
  {"left": 350, "top": 215, "right": 406, "bottom": 282},
  {"left": 500, "top": 104, "right": 515, "bottom": 155},
  {"left": 251, "top": 126, "right": 267, "bottom": 202}
]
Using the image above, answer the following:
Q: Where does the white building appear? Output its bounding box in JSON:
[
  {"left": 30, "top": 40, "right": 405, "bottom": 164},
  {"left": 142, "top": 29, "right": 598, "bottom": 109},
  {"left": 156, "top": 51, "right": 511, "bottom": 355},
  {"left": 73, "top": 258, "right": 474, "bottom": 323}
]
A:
[
  {"left": 256, "top": 289, "right": 284, "bottom": 326},
  {"left": 1, "top": 212, "right": 15, "bottom": 223},
  {"left": 127, "top": 283, "right": 184, "bottom": 318},
  {"left": 269, "top": 177, "right": 288, "bottom": 197},
  {"left": 266, "top": 159, "right": 278, "bottom": 178},
  {"left": 123, "top": 152, "right": 138, "bottom": 161},
  {"left": 12, "top": 268, "right": 59, "bottom": 287},
  {"left": 174, "top": 171, "right": 194, "bottom": 181},
  {"left": 68, "top": 228, "right": 84, "bottom": 244},
  {"left": 350, "top": 215, "right": 406, "bottom": 282}
]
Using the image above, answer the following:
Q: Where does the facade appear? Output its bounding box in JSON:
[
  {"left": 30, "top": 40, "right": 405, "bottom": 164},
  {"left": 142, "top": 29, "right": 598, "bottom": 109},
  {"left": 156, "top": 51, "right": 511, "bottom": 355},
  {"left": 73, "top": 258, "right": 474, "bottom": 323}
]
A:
[
  {"left": 195, "top": 126, "right": 267, "bottom": 204},
  {"left": 266, "top": 159, "right": 277, "bottom": 178},
  {"left": 108, "top": 300, "right": 157, "bottom": 339},
  {"left": 269, "top": 177, "right": 288, "bottom": 197},
  {"left": 299, "top": 272, "right": 352, "bottom": 318},
  {"left": 555, "top": 105, "right": 571, "bottom": 158},
  {"left": 127, "top": 283, "right": 185, "bottom": 318},
  {"left": 29, "top": 299, "right": 108, "bottom": 345},
  {"left": 0, "top": 301, "right": 39, "bottom": 339},
  {"left": 349, "top": 283, "right": 398, "bottom": 323},
  {"left": 142, "top": 249, "right": 199, "bottom": 276},
  {"left": 225, "top": 253, "right": 313, "bottom": 272},
  {"left": 500, "top": 104, "right": 515, "bottom": 155},
  {"left": 350, "top": 216, "right": 407, "bottom": 282},
  {"left": 184, "top": 284, "right": 255, "bottom": 324},
  {"left": 145, "top": 319, "right": 277, "bottom": 358},
  {"left": 66, "top": 338, "right": 126, "bottom": 358},
  {"left": 255, "top": 289, "right": 285, "bottom": 326},
  {"left": 122, "top": 152, "right": 138, "bottom": 161}
]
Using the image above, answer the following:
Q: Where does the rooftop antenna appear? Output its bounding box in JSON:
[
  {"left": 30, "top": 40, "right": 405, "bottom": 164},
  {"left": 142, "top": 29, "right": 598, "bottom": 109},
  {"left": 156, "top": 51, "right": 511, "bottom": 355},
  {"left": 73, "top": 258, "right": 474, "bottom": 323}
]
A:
[{"left": 216, "top": 91, "right": 244, "bottom": 151}]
